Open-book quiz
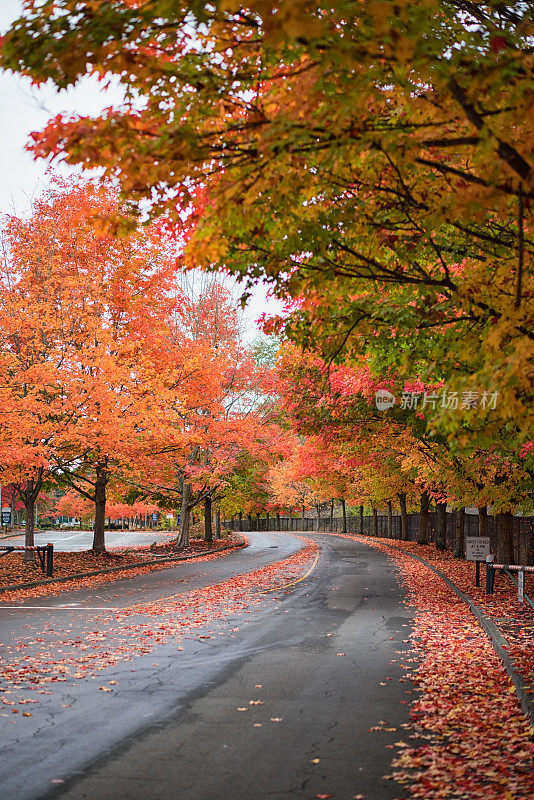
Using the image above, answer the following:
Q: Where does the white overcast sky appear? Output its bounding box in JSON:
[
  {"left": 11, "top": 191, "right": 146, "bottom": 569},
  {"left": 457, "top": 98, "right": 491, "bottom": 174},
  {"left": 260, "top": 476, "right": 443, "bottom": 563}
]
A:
[{"left": 0, "top": 1, "right": 282, "bottom": 334}]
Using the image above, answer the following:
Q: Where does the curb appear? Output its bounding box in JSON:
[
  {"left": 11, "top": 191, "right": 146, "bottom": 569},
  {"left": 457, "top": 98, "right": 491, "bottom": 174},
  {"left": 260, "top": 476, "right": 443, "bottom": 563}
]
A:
[
  {"left": 0, "top": 536, "right": 248, "bottom": 594},
  {"left": 368, "top": 537, "right": 534, "bottom": 727}
]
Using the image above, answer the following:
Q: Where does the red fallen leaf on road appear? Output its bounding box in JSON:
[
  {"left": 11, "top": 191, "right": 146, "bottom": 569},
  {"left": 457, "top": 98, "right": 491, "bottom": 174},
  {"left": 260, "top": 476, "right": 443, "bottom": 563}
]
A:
[
  {"left": 336, "top": 652, "right": 346, "bottom": 656},
  {"left": 270, "top": 717, "right": 283, "bottom": 722},
  {"left": 249, "top": 700, "right": 263, "bottom": 705},
  {"left": 99, "top": 686, "right": 113, "bottom": 692},
  {"left": 316, "top": 794, "right": 332, "bottom": 799}
]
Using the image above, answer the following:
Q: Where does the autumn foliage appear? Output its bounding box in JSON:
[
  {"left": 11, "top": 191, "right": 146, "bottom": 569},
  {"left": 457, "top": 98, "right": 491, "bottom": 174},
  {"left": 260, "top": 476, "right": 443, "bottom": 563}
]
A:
[{"left": 0, "top": 181, "right": 274, "bottom": 552}]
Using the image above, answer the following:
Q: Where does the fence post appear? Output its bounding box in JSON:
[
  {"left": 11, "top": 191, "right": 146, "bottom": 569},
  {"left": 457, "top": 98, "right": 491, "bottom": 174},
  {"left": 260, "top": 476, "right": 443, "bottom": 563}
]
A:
[
  {"left": 485, "top": 554, "right": 494, "bottom": 594},
  {"left": 46, "top": 543, "right": 54, "bottom": 577},
  {"left": 518, "top": 567, "right": 525, "bottom": 603}
]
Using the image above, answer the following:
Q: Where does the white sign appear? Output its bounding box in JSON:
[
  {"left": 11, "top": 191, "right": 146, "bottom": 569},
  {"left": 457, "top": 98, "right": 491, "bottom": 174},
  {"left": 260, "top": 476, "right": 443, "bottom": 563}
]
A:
[
  {"left": 165, "top": 513, "right": 174, "bottom": 520},
  {"left": 465, "top": 536, "right": 491, "bottom": 561}
]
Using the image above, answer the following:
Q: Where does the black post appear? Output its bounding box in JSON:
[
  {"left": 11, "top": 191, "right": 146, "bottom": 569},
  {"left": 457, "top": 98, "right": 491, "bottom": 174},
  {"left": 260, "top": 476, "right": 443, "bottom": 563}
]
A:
[
  {"left": 46, "top": 543, "right": 54, "bottom": 577},
  {"left": 475, "top": 560, "right": 480, "bottom": 587}
]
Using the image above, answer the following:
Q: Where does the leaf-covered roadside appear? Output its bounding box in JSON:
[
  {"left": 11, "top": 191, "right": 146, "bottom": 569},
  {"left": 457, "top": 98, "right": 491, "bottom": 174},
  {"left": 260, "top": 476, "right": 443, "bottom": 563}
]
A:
[
  {"left": 371, "top": 537, "right": 534, "bottom": 689},
  {"left": 0, "top": 534, "right": 244, "bottom": 602},
  {"left": 353, "top": 534, "right": 534, "bottom": 800}
]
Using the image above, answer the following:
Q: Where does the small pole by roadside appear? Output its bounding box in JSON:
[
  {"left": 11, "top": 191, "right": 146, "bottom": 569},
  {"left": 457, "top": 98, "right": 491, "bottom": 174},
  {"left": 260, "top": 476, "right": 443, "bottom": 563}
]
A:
[
  {"left": 518, "top": 567, "right": 525, "bottom": 603},
  {"left": 485, "top": 554, "right": 495, "bottom": 594},
  {"left": 46, "top": 543, "right": 54, "bottom": 577}
]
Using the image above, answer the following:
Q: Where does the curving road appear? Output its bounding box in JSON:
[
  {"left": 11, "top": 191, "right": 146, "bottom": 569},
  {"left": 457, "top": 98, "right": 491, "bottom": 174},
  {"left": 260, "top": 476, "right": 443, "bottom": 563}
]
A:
[{"left": 0, "top": 532, "right": 417, "bottom": 800}]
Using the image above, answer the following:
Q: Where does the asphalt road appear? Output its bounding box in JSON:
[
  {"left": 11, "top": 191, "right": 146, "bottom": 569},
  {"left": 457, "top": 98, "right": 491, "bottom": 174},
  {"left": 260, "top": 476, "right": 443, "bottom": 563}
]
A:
[
  {"left": 0, "top": 528, "right": 173, "bottom": 551},
  {"left": 0, "top": 532, "right": 417, "bottom": 800}
]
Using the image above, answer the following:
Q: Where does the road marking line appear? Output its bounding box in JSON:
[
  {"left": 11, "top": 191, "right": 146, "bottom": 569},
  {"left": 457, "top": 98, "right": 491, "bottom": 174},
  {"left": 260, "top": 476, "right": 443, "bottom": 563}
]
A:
[
  {"left": 0, "top": 606, "right": 122, "bottom": 611},
  {"left": 253, "top": 549, "right": 320, "bottom": 594}
]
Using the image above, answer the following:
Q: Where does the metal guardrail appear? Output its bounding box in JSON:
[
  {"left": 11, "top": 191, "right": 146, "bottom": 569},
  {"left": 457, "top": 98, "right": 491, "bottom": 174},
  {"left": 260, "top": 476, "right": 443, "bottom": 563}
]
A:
[
  {"left": 485, "top": 555, "right": 534, "bottom": 610},
  {"left": 0, "top": 543, "right": 54, "bottom": 576}
]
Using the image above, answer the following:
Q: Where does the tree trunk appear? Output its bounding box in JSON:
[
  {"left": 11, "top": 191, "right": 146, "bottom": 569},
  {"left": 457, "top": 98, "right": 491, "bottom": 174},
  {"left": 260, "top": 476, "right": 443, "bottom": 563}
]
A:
[
  {"left": 92, "top": 462, "right": 109, "bottom": 554},
  {"left": 276, "top": 512, "right": 280, "bottom": 531},
  {"left": 436, "top": 502, "right": 447, "bottom": 550},
  {"left": 23, "top": 479, "right": 37, "bottom": 562},
  {"left": 256, "top": 512, "right": 260, "bottom": 531},
  {"left": 496, "top": 511, "right": 514, "bottom": 564},
  {"left": 453, "top": 507, "right": 466, "bottom": 559},
  {"left": 247, "top": 513, "right": 252, "bottom": 530},
  {"left": 359, "top": 503, "right": 364, "bottom": 534},
  {"left": 329, "top": 500, "right": 334, "bottom": 531},
  {"left": 478, "top": 506, "right": 488, "bottom": 537},
  {"left": 204, "top": 494, "right": 213, "bottom": 542},
  {"left": 178, "top": 482, "right": 192, "bottom": 548},
  {"left": 417, "top": 490, "right": 430, "bottom": 545},
  {"left": 215, "top": 509, "right": 221, "bottom": 539},
  {"left": 371, "top": 505, "right": 378, "bottom": 536},
  {"left": 266, "top": 512, "right": 270, "bottom": 531},
  {"left": 398, "top": 492, "right": 409, "bottom": 541},
  {"left": 341, "top": 498, "right": 347, "bottom": 533},
  {"left": 315, "top": 503, "right": 321, "bottom": 532},
  {"left": 238, "top": 511, "right": 243, "bottom": 532},
  {"left": 387, "top": 500, "right": 393, "bottom": 539},
  {"left": 301, "top": 504, "right": 305, "bottom": 531}
]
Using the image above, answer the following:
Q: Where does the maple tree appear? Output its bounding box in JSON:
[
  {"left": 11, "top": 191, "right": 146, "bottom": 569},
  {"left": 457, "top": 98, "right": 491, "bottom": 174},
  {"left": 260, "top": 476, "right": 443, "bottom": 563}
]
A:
[
  {"left": 0, "top": 180, "right": 180, "bottom": 552},
  {"left": 267, "top": 451, "right": 323, "bottom": 529},
  {"left": 116, "top": 276, "right": 281, "bottom": 546},
  {"left": 54, "top": 490, "right": 93, "bottom": 524}
]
